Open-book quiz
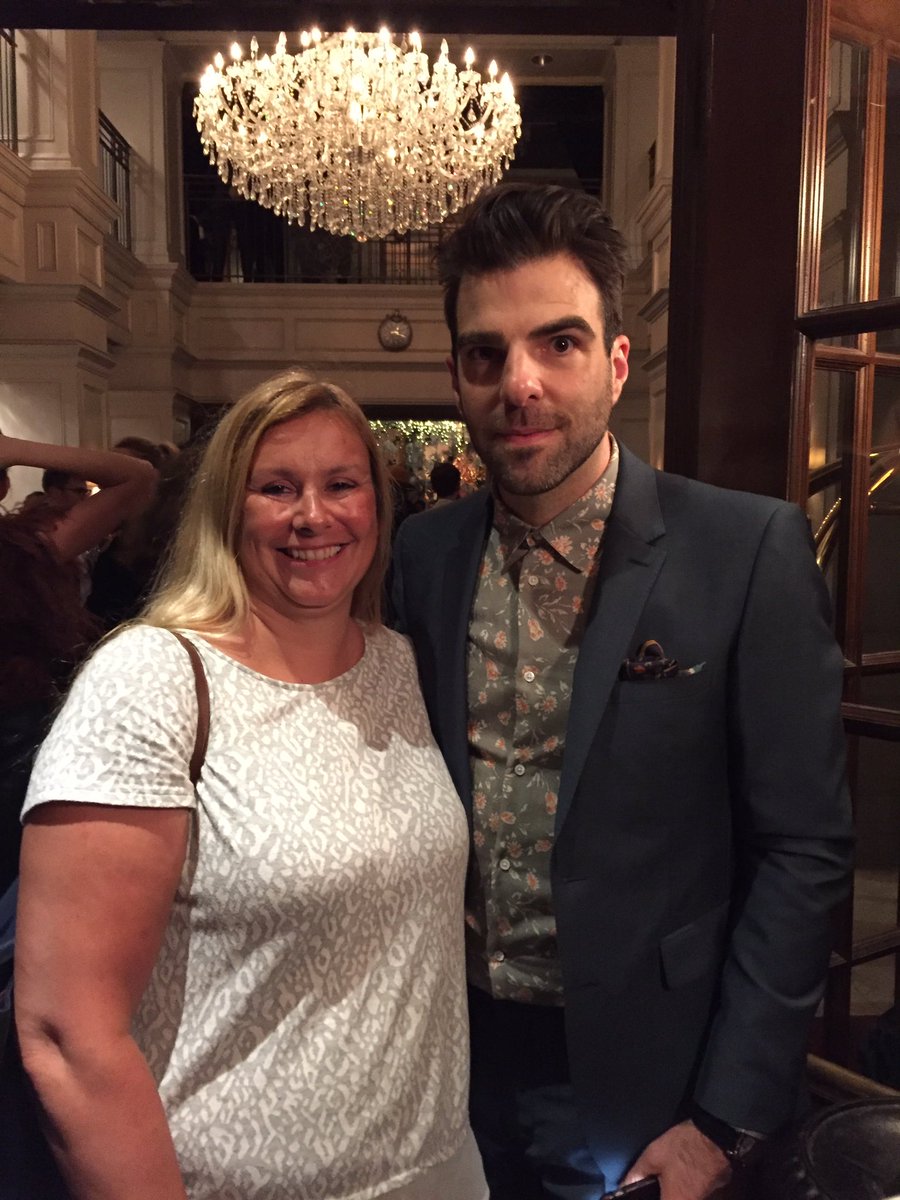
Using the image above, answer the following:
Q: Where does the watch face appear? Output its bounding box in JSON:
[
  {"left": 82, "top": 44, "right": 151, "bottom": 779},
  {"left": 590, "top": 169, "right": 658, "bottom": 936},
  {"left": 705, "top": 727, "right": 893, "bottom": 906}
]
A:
[{"left": 378, "top": 312, "right": 412, "bottom": 351}]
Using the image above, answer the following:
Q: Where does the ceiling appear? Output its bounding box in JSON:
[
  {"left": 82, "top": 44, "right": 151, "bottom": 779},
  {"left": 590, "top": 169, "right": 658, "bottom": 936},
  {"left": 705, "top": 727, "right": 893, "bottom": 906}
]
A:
[
  {"left": 9, "top": 1, "right": 677, "bottom": 37},
  {"left": 115, "top": 30, "right": 628, "bottom": 90}
]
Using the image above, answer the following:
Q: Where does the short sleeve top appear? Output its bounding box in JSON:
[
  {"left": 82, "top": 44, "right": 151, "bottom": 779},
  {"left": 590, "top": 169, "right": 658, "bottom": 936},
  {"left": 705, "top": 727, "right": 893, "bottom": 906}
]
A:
[{"left": 25, "top": 623, "right": 476, "bottom": 1200}]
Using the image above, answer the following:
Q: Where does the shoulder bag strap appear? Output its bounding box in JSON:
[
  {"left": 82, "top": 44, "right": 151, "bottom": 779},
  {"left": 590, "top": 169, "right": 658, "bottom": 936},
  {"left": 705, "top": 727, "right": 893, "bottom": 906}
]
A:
[{"left": 169, "top": 630, "right": 210, "bottom": 786}]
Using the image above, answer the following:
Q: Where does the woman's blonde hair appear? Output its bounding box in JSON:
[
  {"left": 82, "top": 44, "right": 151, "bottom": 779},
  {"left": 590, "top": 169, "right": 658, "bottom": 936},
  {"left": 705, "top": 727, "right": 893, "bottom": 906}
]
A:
[{"left": 143, "top": 369, "right": 393, "bottom": 633}]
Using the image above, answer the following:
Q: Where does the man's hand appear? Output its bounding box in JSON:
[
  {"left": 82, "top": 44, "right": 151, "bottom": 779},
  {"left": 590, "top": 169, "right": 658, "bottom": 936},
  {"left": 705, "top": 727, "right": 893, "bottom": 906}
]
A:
[{"left": 623, "top": 1120, "right": 732, "bottom": 1200}]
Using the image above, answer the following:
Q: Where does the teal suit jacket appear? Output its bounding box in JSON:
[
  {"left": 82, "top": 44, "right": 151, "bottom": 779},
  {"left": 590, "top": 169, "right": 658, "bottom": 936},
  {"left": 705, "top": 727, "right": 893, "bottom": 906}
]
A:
[{"left": 391, "top": 444, "right": 853, "bottom": 1181}]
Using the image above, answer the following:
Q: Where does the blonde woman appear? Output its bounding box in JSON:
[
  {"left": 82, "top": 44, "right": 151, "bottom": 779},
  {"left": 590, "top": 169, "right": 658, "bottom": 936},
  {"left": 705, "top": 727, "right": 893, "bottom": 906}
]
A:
[{"left": 15, "top": 372, "right": 486, "bottom": 1200}]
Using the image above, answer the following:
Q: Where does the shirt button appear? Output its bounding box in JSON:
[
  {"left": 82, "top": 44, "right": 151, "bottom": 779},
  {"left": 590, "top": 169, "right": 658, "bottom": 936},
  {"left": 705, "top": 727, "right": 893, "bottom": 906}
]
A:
[
  {"left": 499, "top": 857, "right": 511, "bottom": 871},
  {"left": 523, "top": 669, "right": 535, "bottom": 682},
  {"left": 490, "top": 950, "right": 506, "bottom": 963},
  {"left": 513, "top": 763, "right": 526, "bottom": 776},
  {"left": 528, "top": 575, "right": 539, "bottom": 586}
]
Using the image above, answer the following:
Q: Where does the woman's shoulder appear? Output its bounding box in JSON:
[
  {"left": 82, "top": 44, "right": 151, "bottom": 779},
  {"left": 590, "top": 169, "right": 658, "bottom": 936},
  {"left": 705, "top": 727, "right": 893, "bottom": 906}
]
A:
[
  {"left": 82, "top": 624, "right": 199, "bottom": 696},
  {"left": 93, "top": 622, "right": 184, "bottom": 662}
]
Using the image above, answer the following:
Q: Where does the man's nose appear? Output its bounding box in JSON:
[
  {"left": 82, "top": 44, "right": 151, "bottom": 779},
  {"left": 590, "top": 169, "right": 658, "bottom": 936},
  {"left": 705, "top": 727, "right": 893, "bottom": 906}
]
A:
[{"left": 500, "top": 345, "right": 542, "bottom": 406}]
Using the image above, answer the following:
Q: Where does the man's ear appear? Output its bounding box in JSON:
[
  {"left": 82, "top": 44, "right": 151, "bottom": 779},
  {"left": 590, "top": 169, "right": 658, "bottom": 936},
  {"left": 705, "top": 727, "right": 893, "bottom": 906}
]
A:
[{"left": 610, "top": 335, "right": 630, "bottom": 406}]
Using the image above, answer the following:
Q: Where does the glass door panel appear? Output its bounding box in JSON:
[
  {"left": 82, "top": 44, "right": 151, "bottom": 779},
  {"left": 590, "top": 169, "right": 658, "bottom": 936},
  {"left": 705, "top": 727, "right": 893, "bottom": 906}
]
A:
[
  {"left": 819, "top": 39, "right": 869, "bottom": 310},
  {"left": 862, "top": 371, "right": 900, "bottom": 654},
  {"left": 808, "top": 367, "right": 855, "bottom": 605},
  {"left": 878, "top": 58, "right": 900, "bottom": 305}
]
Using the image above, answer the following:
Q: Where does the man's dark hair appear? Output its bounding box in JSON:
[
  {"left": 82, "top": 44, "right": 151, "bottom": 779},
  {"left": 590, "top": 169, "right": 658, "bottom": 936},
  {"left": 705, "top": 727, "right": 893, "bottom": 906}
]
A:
[
  {"left": 430, "top": 461, "right": 461, "bottom": 499},
  {"left": 41, "top": 469, "right": 73, "bottom": 492},
  {"left": 439, "top": 182, "right": 628, "bottom": 356}
]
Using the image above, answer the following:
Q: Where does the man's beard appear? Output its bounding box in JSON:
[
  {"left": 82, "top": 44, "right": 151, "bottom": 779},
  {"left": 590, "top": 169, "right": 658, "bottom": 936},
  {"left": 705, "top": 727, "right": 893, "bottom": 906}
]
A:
[{"left": 464, "top": 384, "right": 613, "bottom": 498}]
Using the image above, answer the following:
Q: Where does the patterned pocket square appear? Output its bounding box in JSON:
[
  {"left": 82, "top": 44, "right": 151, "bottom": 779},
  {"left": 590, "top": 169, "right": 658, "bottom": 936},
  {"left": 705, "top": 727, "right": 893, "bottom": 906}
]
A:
[{"left": 619, "top": 639, "right": 705, "bottom": 681}]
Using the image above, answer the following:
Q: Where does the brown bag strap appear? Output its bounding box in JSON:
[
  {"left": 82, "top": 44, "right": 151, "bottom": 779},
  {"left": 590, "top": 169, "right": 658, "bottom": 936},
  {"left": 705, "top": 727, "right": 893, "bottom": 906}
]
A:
[{"left": 170, "top": 630, "right": 210, "bottom": 786}]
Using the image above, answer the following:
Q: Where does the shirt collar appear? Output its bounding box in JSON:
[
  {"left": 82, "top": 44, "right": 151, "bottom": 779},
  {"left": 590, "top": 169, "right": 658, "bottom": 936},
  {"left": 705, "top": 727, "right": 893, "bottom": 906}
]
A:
[{"left": 493, "top": 437, "right": 620, "bottom": 573}]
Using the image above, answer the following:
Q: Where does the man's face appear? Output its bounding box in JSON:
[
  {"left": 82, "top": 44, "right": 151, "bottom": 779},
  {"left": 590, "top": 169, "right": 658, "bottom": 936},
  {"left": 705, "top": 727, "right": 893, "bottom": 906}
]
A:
[{"left": 449, "top": 252, "right": 629, "bottom": 527}]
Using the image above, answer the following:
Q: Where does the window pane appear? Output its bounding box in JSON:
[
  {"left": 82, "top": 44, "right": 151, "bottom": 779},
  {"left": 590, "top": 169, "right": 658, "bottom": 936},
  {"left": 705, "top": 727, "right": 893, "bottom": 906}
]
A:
[
  {"left": 861, "top": 371, "right": 900, "bottom": 653},
  {"left": 808, "top": 367, "right": 855, "bottom": 606},
  {"left": 878, "top": 59, "right": 900, "bottom": 302},
  {"left": 819, "top": 39, "right": 869, "bottom": 308}
]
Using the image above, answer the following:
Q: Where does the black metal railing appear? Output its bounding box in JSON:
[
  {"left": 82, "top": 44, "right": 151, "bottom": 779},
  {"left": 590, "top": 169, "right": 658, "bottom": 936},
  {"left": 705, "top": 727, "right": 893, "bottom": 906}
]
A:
[
  {"left": 184, "top": 174, "right": 445, "bottom": 284},
  {"left": 99, "top": 111, "right": 132, "bottom": 251},
  {"left": 0, "top": 29, "right": 17, "bottom": 153}
]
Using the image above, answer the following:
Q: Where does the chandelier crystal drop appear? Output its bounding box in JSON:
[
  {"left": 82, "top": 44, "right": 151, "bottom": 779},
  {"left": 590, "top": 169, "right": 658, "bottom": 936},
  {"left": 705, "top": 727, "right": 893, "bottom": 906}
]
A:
[{"left": 194, "top": 27, "right": 522, "bottom": 241}]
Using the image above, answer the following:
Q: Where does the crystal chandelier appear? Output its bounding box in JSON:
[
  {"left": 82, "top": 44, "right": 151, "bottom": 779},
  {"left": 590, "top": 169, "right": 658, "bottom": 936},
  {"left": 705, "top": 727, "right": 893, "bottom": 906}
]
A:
[{"left": 194, "top": 28, "right": 522, "bottom": 241}]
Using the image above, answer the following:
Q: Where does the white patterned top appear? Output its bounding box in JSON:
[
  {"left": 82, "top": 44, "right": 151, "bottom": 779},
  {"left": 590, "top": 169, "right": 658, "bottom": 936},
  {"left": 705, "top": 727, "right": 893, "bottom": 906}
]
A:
[{"left": 25, "top": 623, "right": 485, "bottom": 1200}]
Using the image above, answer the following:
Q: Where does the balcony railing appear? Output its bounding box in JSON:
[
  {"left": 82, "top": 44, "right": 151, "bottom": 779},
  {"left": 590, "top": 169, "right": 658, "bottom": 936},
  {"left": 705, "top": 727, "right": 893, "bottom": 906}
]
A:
[
  {"left": 99, "top": 111, "right": 132, "bottom": 251},
  {"left": 185, "top": 175, "right": 444, "bottom": 285},
  {"left": 0, "top": 29, "right": 17, "bottom": 153}
]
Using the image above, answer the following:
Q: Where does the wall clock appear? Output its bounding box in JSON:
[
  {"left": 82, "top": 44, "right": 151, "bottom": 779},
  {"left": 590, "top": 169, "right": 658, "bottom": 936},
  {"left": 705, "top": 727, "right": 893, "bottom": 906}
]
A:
[{"left": 378, "top": 311, "right": 413, "bottom": 351}]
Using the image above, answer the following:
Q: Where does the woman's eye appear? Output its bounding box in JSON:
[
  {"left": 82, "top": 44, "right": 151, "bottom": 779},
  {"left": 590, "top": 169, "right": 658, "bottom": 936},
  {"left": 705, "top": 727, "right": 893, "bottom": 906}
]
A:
[
  {"left": 328, "top": 479, "right": 358, "bottom": 493},
  {"left": 258, "top": 482, "right": 295, "bottom": 499}
]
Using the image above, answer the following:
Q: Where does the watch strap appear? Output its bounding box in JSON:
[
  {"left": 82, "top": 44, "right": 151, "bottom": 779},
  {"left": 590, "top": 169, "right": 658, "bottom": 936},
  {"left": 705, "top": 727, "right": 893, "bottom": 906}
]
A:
[{"left": 690, "top": 1105, "right": 764, "bottom": 1165}]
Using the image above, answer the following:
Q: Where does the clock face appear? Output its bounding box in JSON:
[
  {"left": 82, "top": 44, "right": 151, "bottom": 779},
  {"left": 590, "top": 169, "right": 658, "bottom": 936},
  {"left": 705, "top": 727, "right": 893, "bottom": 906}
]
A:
[{"left": 378, "top": 312, "right": 413, "bottom": 351}]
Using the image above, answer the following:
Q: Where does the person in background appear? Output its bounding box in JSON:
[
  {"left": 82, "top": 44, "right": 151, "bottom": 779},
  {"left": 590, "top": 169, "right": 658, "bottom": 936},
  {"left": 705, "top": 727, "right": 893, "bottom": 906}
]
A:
[
  {"left": 389, "top": 461, "right": 426, "bottom": 536},
  {"left": 0, "top": 430, "right": 156, "bottom": 893},
  {"left": 0, "top": 465, "right": 10, "bottom": 513},
  {"left": 391, "top": 182, "right": 853, "bottom": 1200},
  {"left": 14, "top": 371, "right": 487, "bottom": 1200},
  {"left": 430, "top": 460, "right": 462, "bottom": 507},
  {"left": 87, "top": 434, "right": 170, "bottom": 627},
  {"left": 113, "top": 435, "right": 167, "bottom": 472},
  {"left": 41, "top": 469, "right": 91, "bottom": 513}
]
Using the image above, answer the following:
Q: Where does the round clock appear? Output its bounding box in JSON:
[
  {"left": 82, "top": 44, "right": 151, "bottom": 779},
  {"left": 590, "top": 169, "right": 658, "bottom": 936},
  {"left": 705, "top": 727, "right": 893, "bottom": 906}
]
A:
[{"left": 378, "top": 311, "right": 413, "bottom": 352}]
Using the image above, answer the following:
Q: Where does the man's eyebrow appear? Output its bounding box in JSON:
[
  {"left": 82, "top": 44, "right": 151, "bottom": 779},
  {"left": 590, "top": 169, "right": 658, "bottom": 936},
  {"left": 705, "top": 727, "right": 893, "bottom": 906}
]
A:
[
  {"left": 456, "top": 317, "right": 598, "bottom": 351},
  {"left": 531, "top": 316, "right": 597, "bottom": 340}
]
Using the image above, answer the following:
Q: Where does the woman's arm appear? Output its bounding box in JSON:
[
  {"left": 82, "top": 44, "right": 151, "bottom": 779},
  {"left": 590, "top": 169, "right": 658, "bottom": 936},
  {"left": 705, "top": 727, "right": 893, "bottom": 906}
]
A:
[
  {"left": 0, "top": 430, "right": 156, "bottom": 562},
  {"left": 15, "top": 803, "right": 191, "bottom": 1200}
]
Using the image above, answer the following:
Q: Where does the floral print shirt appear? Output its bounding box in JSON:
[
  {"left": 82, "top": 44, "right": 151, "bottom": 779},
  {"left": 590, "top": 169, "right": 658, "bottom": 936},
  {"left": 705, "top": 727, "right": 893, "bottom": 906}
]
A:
[{"left": 465, "top": 441, "right": 619, "bottom": 1003}]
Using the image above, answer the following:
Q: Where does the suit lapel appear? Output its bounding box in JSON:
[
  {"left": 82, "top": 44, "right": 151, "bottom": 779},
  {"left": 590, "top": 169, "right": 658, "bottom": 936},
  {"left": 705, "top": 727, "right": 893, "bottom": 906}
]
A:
[
  {"left": 435, "top": 494, "right": 492, "bottom": 810},
  {"left": 557, "top": 447, "right": 667, "bottom": 832}
]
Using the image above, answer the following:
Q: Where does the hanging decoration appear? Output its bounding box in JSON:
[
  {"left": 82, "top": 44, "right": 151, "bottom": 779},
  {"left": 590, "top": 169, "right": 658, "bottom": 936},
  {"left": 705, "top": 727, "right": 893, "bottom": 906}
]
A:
[{"left": 195, "top": 28, "right": 521, "bottom": 241}]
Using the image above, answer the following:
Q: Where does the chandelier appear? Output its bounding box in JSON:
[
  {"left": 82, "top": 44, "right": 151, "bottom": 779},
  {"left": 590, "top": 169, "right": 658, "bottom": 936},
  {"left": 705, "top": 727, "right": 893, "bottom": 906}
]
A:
[{"left": 194, "top": 28, "right": 522, "bottom": 241}]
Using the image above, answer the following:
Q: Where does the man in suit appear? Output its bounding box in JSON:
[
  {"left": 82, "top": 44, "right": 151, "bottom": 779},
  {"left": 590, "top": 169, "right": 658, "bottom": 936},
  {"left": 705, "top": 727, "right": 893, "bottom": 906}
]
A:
[{"left": 391, "top": 183, "right": 853, "bottom": 1200}]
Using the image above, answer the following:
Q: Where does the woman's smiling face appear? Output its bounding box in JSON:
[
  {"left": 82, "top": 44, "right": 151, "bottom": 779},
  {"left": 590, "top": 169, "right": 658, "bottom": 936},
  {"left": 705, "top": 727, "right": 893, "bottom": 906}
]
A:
[{"left": 239, "top": 410, "right": 378, "bottom": 624}]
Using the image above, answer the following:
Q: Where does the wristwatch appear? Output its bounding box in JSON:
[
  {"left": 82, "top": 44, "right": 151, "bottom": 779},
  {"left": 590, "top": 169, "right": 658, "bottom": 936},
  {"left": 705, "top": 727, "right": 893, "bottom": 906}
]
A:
[{"left": 690, "top": 1105, "right": 764, "bottom": 1166}]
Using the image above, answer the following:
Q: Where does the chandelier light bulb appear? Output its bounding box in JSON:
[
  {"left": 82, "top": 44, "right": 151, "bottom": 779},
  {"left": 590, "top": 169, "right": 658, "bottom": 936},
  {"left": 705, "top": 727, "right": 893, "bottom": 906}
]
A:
[{"left": 194, "top": 28, "right": 521, "bottom": 240}]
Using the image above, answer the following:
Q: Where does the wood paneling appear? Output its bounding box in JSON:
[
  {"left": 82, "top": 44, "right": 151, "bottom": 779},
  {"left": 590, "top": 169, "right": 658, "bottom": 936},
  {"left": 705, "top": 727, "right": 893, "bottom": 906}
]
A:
[
  {"left": 666, "top": 0, "right": 811, "bottom": 497},
  {"left": 832, "top": 0, "right": 900, "bottom": 41}
]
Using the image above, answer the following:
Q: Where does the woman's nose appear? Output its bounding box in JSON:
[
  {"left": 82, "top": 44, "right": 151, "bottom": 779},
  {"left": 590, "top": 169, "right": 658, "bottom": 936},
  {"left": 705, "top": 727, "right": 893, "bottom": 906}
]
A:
[{"left": 291, "top": 488, "right": 328, "bottom": 528}]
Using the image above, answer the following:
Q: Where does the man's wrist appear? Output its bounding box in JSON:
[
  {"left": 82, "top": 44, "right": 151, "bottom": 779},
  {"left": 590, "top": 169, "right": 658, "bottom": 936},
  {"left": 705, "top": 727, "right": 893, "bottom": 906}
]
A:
[{"left": 690, "top": 1104, "right": 765, "bottom": 1166}]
